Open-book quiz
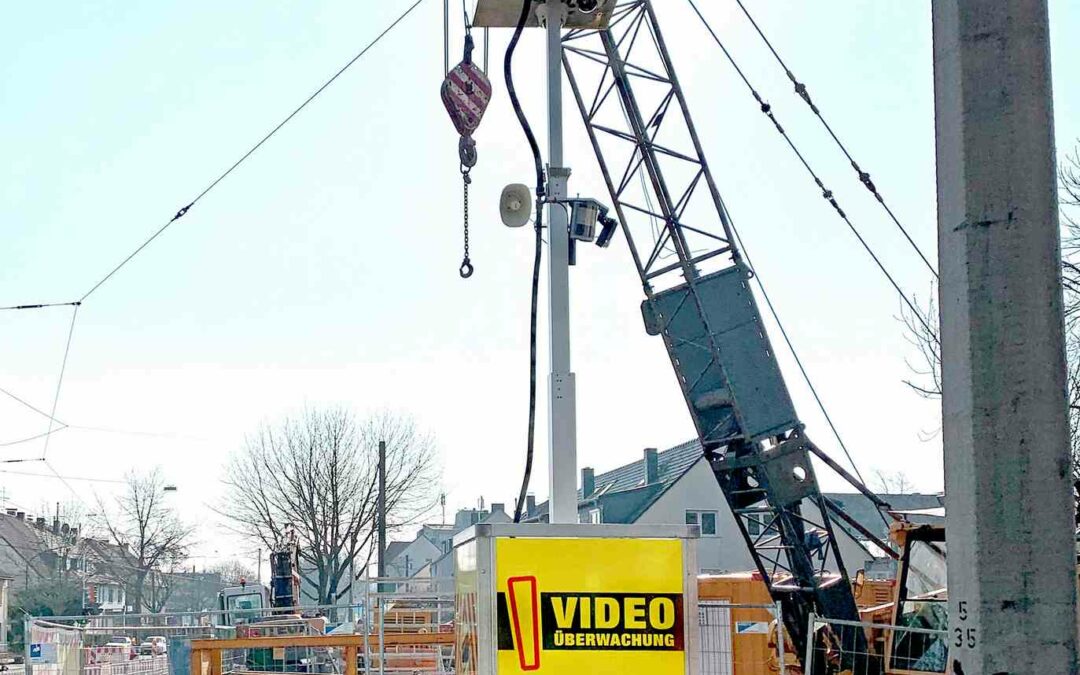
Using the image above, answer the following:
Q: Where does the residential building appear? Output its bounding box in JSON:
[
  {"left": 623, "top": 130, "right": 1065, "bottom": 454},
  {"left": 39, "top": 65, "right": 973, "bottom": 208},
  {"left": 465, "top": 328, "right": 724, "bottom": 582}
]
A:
[
  {"left": 387, "top": 503, "right": 512, "bottom": 582},
  {"left": 526, "top": 441, "right": 943, "bottom": 577}
]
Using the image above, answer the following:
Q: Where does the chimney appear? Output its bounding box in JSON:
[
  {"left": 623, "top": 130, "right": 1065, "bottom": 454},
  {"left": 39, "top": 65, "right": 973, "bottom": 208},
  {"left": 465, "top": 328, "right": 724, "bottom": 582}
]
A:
[
  {"left": 52, "top": 518, "right": 60, "bottom": 535},
  {"left": 582, "top": 467, "right": 596, "bottom": 497},
  {"left": 71, "top": 526, "right": 79, "bottom": 538},
  {"left": 526, "top": 494, "right": 536, "bottom": 516},
  {"left": 644, "top": 448, "right": 659, "bottom": 484},
  {"left": 5, "top": 509, "right": 14, "bottom": 516},
  {"left": 35, "top": 517, "right": 46, "bottom": 530},
  {"left": 15, "top": 512, "right": 25, "bottom": 521},
  {"left": 491, "top": 503, "right": 505, "bottom": 516},
  {"left": 61, "top": 523, "right": 70, "bottom": 536}
]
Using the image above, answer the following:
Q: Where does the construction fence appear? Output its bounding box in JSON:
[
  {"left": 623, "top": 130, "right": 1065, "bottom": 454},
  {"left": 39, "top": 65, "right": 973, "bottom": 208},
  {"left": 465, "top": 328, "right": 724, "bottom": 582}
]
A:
[
  {"left": 803, "top": 614, "right": 948, "bottom": 675},
  {"left": 699, "top": 601, "right": 789, "bottom": 675},
  {"left": 34, "top": 581, "right": 952, "bottom": 675},
  {"left": 25, "top": 577, "right": 454, "bottom": 675}
]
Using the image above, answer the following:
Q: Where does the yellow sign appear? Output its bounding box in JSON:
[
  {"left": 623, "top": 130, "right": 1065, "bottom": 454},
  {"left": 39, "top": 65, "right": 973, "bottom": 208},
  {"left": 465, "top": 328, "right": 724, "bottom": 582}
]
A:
[{"left": 494, "top": 537, "right": 686, "bottom": 675}]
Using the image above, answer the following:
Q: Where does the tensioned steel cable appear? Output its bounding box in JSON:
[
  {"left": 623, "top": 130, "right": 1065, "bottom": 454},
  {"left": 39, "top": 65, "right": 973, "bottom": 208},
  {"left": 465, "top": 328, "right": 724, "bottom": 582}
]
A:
[
  {"left": 41, "top": 303, "right": 79, "bottom": 459},
  {"left": 684, "top": 0, "right": 898, "bottom": 522},
  {"left": 724, "top": 211, "right": 892, "bottom": 527},
  {"left": 685, "top": 0, "right": 933, "bottom": 336},
  {"left": 79, "top": 0, "right": 429, "bottom": 303},
  {"left": 0, "top": 0, "right": 428, "bottom": 467},
  {"left": 0, "top": 384, "right": 67, "bottom": 425},
  {"left": 728, "top": 0, "right": 937, "bottom": 278}
]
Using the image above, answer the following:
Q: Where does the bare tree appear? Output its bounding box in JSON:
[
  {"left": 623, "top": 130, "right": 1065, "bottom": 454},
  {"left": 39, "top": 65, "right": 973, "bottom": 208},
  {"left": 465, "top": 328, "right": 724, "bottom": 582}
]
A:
[
  {"left": 872, "top": 470, "right": 917, "bottom": 495},
  {"left": 210, "top": 559, "right": 255, "bottom": 586},
  {"left": 220, "top": 408, "right": 439, "bottom": 605},
  {"left": 902, "top": 141, "right": 1080, "bottom": 522},
  {"left": 95, "top": 468, "right": 194, "bottom": 612}
]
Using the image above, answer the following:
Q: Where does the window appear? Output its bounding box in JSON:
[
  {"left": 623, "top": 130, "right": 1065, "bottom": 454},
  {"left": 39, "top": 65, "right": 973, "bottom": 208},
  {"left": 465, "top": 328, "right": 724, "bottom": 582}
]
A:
[
  {"left": 685, "top": 510, "right": 718, "bottom": 536},
  {"left": 589, "top": 508, "right": 601, "bottom": 524}
]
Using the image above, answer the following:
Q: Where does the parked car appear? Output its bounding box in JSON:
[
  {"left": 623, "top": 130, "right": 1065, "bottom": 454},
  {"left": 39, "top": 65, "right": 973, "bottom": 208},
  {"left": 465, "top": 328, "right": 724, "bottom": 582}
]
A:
[
  {"left": 138, "top": 637, "right": 167, "bottom": 657},
  {"left": 104, "top": 637, "right": 136, "bottom": 660}
]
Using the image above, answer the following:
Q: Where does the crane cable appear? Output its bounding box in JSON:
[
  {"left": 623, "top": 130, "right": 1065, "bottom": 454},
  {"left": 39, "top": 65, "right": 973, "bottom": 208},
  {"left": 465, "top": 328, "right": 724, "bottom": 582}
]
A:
[
  {"left": 506, "top": 0, "right": 546, "bottom": 524},
  {"left": 685, "top": 0, "right": 896, "bottom": 522},
  {"left": 729, "top": 0, "right": 937, "bottom": 279},
  {"left": 685, "top": 0, "right": 933, "bottom": 337}
]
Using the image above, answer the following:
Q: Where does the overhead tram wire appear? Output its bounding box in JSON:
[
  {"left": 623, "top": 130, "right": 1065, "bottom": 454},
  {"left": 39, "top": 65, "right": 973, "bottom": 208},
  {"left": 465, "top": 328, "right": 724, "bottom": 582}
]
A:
[
  {"left": 0, "top": 0, "right": 428, "bottom": 477},
  {"left": 41, "top": 303, "right": 79, "bottom": 460},
  {"left": 0, "top": 301, "right": 80, "bottom": 312},
  {"left": 0, "top": 427, "right": 69, "bottom": 448},
  {"left": 684, "top": 0, "right": 933, "bottom": 337},
  {"left": 0, "top": 385, "right": 67, "bottom": 426},
  {"left": 44, "top": 459, "right": 90, "bottom": 509},
  {"left": 78, "top": 0, "right": 429, "bottom": 304},
  {"left": 0, "top": 467, "right": 123, "bottom": 484},
  {"left": 726, "top": 0, "right": 937, "bottom": 279}
]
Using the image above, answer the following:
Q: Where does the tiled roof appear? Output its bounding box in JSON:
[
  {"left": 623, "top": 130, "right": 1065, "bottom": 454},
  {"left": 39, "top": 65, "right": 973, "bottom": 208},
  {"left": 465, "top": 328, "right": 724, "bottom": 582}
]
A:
[
  {"left": 531, "top": 440, "right": 706, "bottom": 522},
  {"left": 384, "top": 541, "right": 410, "bottom": 563},
  {"left": 580, "top": 439, "right": 703, "bottom": 500}
]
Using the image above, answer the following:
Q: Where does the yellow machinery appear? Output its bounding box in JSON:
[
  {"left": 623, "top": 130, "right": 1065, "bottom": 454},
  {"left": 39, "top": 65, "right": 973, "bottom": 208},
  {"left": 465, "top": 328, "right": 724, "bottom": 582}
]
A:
[{"left": 697, "top": 572, "right": 897, "bottom": 674}]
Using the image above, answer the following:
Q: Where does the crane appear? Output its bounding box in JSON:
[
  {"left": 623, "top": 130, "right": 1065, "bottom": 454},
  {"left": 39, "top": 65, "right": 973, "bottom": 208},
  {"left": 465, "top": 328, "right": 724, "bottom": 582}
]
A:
[{"left": 560, "top": 0, "right": 879, "bottom": 664}]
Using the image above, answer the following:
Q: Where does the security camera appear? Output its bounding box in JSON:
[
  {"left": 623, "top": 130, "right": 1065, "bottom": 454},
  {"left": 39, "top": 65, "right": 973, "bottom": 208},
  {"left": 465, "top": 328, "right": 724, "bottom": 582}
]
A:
[{"left": 596, "top": 214, "right": 618, "bottom": 248}]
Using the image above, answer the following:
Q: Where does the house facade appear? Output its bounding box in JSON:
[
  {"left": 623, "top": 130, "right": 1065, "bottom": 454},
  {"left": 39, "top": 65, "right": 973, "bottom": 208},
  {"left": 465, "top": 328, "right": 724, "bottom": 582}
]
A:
[{"left": 528, "top": 441, "right": 943, "bottom": 577}]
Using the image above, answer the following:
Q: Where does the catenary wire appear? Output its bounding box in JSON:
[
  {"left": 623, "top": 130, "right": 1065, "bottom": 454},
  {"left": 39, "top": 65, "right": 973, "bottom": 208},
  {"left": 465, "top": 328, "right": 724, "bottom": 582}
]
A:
[
  {"left": 44, "top": 459, "right": 89, "bottom": 509},
  {"left": 0, "top": 467, "right": 123, "bottom": 484},
  {"left": 0, "top": 301, "right": 80, "bottom": 312},
  {"left": 685, "top": 0, "right": 932, "bottom": 336},
  {"left": 0, "top": 385, "right": 67, "bottom": 426},
  {"left": 722, "top": 0, "right": 937, "bottom": 278},
  {"left": 78, "top": 0, "right": 429, "bottom": 303},
  {"left": 41, "top": 304, "right": 79, "bottom": 460},
  {"left": 0, "top": 427, "right": 69, "bottom": 448},
  {"left": 0, "top": 1, "right": 429, "bottom": 483}
]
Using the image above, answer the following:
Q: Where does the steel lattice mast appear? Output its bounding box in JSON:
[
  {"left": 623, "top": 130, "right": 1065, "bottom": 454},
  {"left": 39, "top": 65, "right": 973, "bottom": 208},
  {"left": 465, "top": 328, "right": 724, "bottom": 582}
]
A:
[{"left": 562, "top": 0, "right": 868, "bottom": 662}]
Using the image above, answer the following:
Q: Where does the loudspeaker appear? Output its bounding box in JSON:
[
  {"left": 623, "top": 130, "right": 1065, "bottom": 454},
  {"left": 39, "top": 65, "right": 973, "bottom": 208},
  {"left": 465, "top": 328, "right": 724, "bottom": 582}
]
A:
[{"left": 500, "top": 184, "right": 532, "bottom": 228}]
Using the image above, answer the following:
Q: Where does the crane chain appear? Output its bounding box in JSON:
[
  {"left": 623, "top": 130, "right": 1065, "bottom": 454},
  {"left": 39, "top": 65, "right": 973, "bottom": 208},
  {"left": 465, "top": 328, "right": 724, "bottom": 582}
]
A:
[{"left": 460, "top": 166, "right": 473, "bottom": 278}]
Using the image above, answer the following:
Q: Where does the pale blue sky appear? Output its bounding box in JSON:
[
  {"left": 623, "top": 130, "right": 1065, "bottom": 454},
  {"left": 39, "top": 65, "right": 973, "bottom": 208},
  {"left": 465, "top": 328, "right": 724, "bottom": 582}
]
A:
[{"left": 2, "top": 1, "right": 1078, "bottom": 564}]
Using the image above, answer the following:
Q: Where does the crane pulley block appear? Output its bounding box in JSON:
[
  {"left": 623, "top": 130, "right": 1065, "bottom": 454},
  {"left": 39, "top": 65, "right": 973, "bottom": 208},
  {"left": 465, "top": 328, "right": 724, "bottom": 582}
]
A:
[{"left": 440, "top": 46, "right": 492, "bottom": 141}]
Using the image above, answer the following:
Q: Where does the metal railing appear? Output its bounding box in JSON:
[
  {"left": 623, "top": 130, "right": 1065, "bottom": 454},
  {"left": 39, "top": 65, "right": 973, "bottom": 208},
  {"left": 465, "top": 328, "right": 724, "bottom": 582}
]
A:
[
  {"left": 24, "top": 577, "right": 455, "bottom": 675},
  {"left": 699, "top": 601, "right": 787, "bottom": 675},
  {"left": 803, "top": 614, "right": 948, "bottom": 675}
]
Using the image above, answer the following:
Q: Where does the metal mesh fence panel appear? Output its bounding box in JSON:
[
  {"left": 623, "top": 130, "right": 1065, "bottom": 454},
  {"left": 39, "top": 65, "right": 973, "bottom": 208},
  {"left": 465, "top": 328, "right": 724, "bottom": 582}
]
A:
[
  {"left": 699, "top": 601, "right": 787, "bottom": 675},
  {"left": 804, "top": 614, "right": 948, "bottom": 675}
]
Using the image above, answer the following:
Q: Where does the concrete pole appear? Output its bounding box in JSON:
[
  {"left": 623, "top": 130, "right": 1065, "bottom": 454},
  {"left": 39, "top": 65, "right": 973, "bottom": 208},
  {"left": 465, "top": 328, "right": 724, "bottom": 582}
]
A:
[
  {"left": 542, "top": 0, "right": 578, "bottom": 525},
  {"left": 932, "top": 2, "right": 1078, "bottom": 672}
]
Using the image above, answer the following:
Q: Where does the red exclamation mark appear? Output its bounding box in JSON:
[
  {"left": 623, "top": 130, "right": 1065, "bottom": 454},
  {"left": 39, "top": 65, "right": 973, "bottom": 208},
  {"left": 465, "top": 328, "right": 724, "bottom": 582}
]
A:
[{"left": 507, "top": 576, "right": 540, "bottom": 670}]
